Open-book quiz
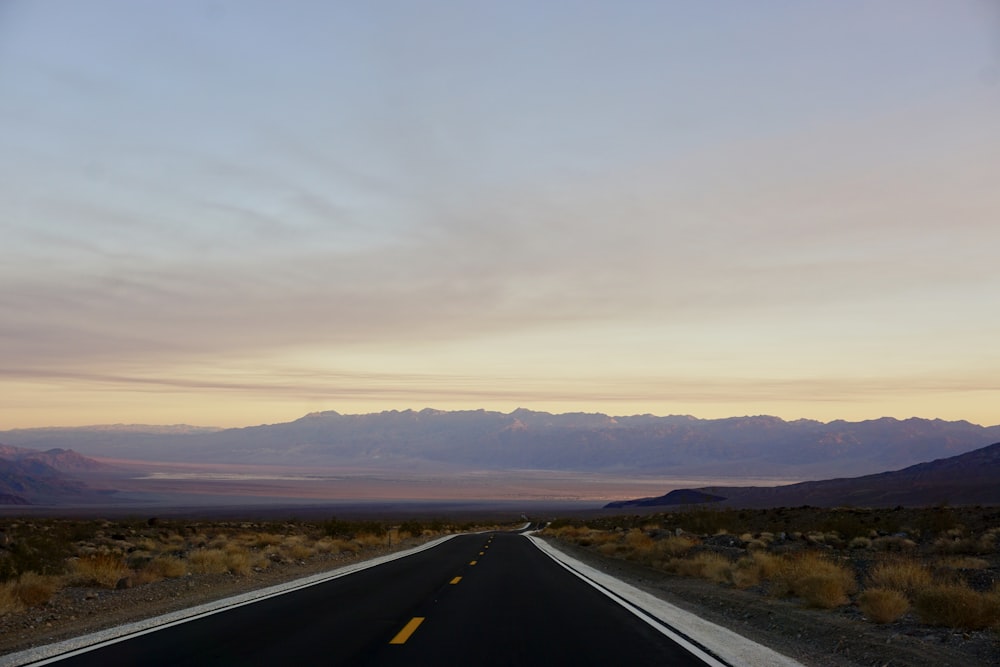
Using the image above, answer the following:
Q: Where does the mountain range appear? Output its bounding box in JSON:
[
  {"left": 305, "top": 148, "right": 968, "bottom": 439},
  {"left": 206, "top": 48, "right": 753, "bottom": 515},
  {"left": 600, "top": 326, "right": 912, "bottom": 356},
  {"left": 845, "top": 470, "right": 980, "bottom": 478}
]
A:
[
  {"left": 0, "top": 445, "right": 114, "bottom": 504},
  {"left": 2, "top": 410, "right": 998, "bottom": 479},
  {"left": 605, "top": 441, "right": 1000, "bottom": 509}
]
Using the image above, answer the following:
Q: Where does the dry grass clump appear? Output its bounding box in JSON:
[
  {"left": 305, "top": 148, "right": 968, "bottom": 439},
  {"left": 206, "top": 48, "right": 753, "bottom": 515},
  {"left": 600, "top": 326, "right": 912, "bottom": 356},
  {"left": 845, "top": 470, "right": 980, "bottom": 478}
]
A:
[
  {"left": 188, "top": 549, "right": 229, "bottom": 574},
  {"left": 224, "top": 550, "right": 252, "bottom": 576},
  {"left": 670, "top": 552, "right": 732, "bottom": 584},
  {"left": 248, "top": 533, "right": 284, "bottom": 548},
  {"left": 622, "top": 530, "right": 657, "bottom": 562},
  {"left": 280, "top": 536, "right": 316, "bottom": 560},
  {"left": 314, "top": 538, "right": 339, "bottom": 554},
  {"left": 858, "top": 588, "right": 910, "bottom": 624},
  {"left": 135, "top": 556, "right": 187, "bottom": 584},
  {"left": 159, "top": 534, "right": 187, "bottom": 555},
  {"left": 866, "top": 558, "right": 932, "bottom": 595},
  {"left": 656, "top": 535, "right": 698, "bottom": 558},
  {"left": 731, "top": 552, "right": 782, "bottom": 589},
  {"left": 769, "top": 552, "right": 857, "bottom": 608},
  {"left": 11, "top": 573, "right": 60, "bottom": 607},
  {"left": 188, "top": 548, "right": 254, "bottom": 575},
  {"left": 848, "top": 537, "right": 872, "bottom": 550},
  {"left": 133, "top": 538, "right": 157, "bottom": 552},
  {"left": 70, "top": 553, "right": 131, "bottom": 588},
  {"left": 625, "top": 529, "right": 653, "bottom": 550},
  {"left": 329, "top": 539, "right": 356, "bottom": 556},
  {"left": 354, "top": 533, "right": 387, "bottom": 550},
  {"left": 0, "top": 581, "right": 23, "bottom": 614},
  {"left": 913, "top": 583, "right": 1000, "bottom": 630}
]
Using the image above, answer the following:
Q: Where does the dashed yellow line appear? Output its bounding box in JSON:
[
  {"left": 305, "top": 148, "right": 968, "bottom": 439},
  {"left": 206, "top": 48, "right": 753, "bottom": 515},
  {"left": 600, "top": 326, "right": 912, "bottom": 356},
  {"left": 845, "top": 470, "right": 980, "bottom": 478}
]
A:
[
  {"left": 469, "top": 560, "right": 477, "bottom": 565},
  {"left": 450, "top": 576, "right": 462, "bottom": 584},
  {"left": 479, "top": 551, "right": 484, "bottom": 556},
  {"left": 389, "top": 617, "right": 425, "bottom": 644}
]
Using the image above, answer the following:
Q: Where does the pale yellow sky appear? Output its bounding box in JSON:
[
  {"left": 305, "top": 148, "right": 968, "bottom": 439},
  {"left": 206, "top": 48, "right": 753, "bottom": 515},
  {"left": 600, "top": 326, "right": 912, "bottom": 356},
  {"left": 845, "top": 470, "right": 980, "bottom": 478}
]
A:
[{"left": 2, "top": 2, "right": 999, "bottom": 429}]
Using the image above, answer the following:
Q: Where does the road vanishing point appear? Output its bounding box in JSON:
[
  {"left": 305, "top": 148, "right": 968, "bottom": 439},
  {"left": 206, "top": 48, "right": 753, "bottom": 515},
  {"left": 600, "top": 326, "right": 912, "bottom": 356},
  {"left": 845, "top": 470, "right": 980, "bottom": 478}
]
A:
[{"left": 4, "top": 527, "right": 802, "bottom": 667}]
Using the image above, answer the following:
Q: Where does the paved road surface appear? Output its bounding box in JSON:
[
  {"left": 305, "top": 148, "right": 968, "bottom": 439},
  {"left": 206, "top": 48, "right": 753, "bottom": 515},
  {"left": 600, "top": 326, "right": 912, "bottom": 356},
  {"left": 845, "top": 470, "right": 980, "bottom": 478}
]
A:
[{"left": 27, "top": 532, "right": 721, "bottom": 666}]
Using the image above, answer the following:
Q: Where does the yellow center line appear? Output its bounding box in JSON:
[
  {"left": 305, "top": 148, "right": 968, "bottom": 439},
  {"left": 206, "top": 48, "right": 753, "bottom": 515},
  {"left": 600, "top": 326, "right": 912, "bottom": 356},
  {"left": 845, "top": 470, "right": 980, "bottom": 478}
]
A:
[
  {"left": 469, "top": 560, "right": 477, "bottom": 565},
  {"left": 479, "top": 551, "right": 484, "bottom": 555},
  {"left": 450, "top": 576, "right": 462, "bottom": 584},
  {"left": 389, "top": 617, "right": 425, "bottom": 645}
]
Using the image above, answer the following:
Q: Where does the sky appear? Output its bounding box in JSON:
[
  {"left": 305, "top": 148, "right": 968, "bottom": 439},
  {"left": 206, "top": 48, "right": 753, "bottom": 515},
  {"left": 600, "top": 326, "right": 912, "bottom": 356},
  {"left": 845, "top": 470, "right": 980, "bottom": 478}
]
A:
[{"left": 2, "top": 1, "right": 999, "bottom": 429}]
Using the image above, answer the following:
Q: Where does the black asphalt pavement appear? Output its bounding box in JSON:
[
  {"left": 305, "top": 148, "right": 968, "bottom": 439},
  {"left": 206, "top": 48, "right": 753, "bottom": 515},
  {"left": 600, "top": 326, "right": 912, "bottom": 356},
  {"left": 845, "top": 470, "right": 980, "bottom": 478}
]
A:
[{"left": 37, "top": 532, "right": 713, "bottom": 666}]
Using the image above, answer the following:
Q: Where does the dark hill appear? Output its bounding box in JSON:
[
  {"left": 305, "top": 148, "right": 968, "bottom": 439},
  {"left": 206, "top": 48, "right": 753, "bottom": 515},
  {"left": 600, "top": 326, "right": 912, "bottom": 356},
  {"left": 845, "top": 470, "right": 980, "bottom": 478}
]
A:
[
  {"left": 605, "top": 489, "right": 725, "bottom": 509},
  {"left": 606, "top": 442, "right": 1000, "bottom": 509},
  {"left": 0, "top": 444, "right": 114, "bottom": 504}
]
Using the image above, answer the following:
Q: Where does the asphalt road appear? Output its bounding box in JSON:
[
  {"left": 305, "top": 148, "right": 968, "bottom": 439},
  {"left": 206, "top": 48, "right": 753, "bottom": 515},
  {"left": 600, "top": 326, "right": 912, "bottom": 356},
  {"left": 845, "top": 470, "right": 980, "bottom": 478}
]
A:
[{"left": 35, "top": 531, "right": 717, "bottom": 666}]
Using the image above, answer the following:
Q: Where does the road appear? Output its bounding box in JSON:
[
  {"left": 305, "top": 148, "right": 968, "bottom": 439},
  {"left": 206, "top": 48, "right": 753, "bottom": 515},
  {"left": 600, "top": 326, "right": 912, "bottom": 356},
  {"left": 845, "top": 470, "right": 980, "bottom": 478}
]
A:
[{"left": 24, "top": 531, "right": 729, "bottom": 666}]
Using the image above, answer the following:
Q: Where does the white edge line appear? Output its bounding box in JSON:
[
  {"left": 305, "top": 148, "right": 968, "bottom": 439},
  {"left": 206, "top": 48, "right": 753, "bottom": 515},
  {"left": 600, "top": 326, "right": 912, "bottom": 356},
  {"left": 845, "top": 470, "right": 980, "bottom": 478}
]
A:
[
  {"left": 527, "top": 535, "right": 805, "bottom": 667},
  {"left": 1, "top": 535, "right": 458, "bottom": 667}
]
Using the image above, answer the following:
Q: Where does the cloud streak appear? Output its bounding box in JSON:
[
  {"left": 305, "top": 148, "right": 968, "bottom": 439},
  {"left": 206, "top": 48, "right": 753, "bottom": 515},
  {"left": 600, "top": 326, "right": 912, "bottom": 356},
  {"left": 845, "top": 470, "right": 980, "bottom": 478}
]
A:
[{"left": 2, "top": 1, "right": 999, "bottom": 427}]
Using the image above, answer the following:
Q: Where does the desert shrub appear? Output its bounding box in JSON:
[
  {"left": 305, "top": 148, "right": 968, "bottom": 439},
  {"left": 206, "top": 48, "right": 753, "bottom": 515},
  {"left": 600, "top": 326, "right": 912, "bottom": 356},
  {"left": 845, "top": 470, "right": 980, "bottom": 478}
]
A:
[
  {"left": 186, "top": 546, "right": 258, "bottom": 575},
  {"left": 914, "top": 509, "right": 959, "bottom": 536},
  {"left": 818, "top": 514, "right": 869, "bottom": 540},
  {"left": 622, "top": 530, "right": 655, "bottom": 562},
  {"left": 314, "top": 538, "right": 339, "bottom": 554},
  {"left": 225, "top": 550, "right": 252, "bottom": 576},
  {"left": 354, "top": 533, "right": 387, "bottom": 550},
  {"left": 859, "top": 588, "right": 909, "bottom": 624},
  {"left": 797, "top": 573, "right": 854, "bottom": 608},
  {"left": 670, "top": 509, "right": 737, "bottom": 536},
  {"left": 804, "top": 532, "right": 827, "bottom": 546},
  {"left": 70, "top": 553, "right": 131, "bottom": 588},
  {"left": 323, "top": 519, "right": 386, "bottom": 539},
  {"left": 672, "top": 552, "right": 731, "bottom": 584},
  {"left": 731, "top": 552, "right": 781, "bottom": 589},
  {"left": 132, "top": 538, "right": 157, "bottom": 552},
  {"left": 13, "top": 572, "right": 60, "bottom": 606},
  {"left": 0, "top": 580, "right": 23, "bottom": 614},
  {"left": 0, "top": 532, "right": 73, "bottom": 581},
  {"left": 625, "top": 529, "right": 653, "bottom": 549},
  {"left": 769, "top": 552, "right": 857, "bottom": 608},
  {"left": 188, "top": 549, "right": 229, "bottom": 574},
  {"left": 656, "top": 535, "right": 698, "bottom": 558},
  {"left": 848, "top": 537, "right": 872, "bottom": 550},
  {"left": 871, "top": 536, "right": 917, "bottom": 552},
  {"left": 914, "top": 583, "right": 1000, "bottom": 630},
  {"left": 596, "top": 543, "right": 619, "bottom": 557},
  {"left": 588, "top": 531, "right": 620, "bottom": 547},
  {"left": 867, "top": 558, "right": 932, "bottom": 595},
  {"left": 282, "top": 537, "right": 316, "bottom": 560},
  {"left": 140, "top": 556, "right": 187, "bottom": 582},
  {"left": 160, "top": 534, "right": 188, "bottom": 555},
  {"left": 936, "top": 556, "right": 989, "bottom": 571},
  {"left": 249, "top": 533, "right": 284, "bottom": 548},
  {"left": 329, "top": 539, "right": 356, "bottom": 556},
  {"left": 933, "top": 536, "right": 984, "bottom": 555}
]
